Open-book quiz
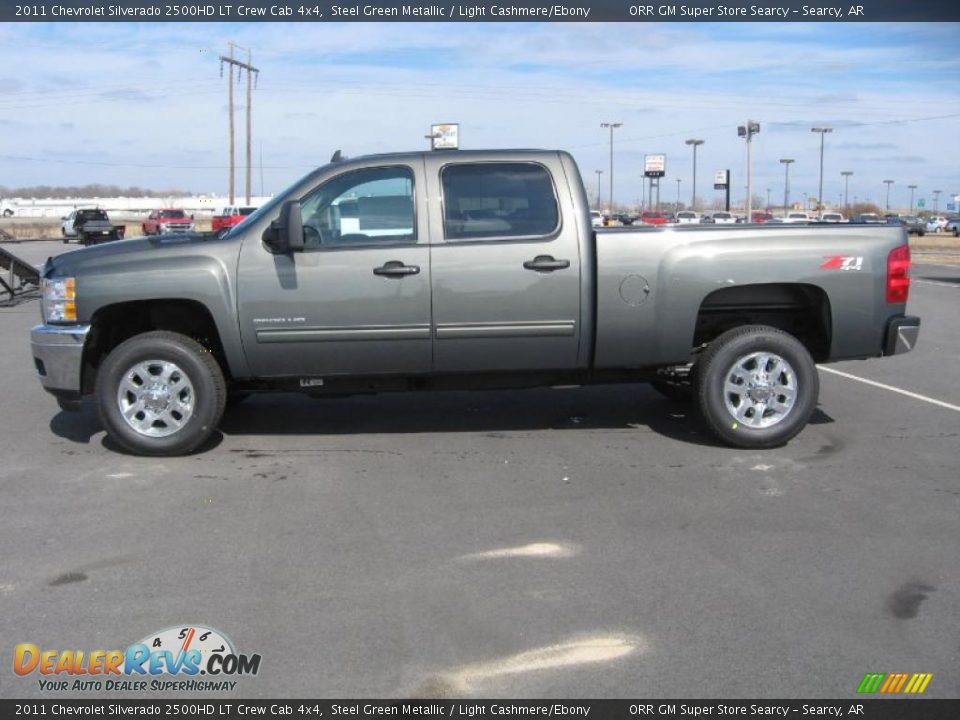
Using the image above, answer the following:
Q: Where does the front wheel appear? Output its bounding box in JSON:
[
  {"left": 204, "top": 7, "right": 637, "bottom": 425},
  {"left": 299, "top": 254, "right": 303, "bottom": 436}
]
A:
[
  {"left": 96, "top": 331, "right": 226, "bottom": 456},
  {"left": 696, "top": 325, "right": 819, "bottom": 448}
]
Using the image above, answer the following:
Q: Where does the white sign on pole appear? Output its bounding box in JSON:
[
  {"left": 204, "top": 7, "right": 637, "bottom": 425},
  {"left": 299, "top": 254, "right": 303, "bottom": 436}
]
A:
[
  {"left": 430, "top": 123, "right": 459, "bottom": 150},
  {"left": 714, "top": 171, "right": 728, "bottom": 189},
  {"left": 644, "top": 154, "right": 666, "bottom": 178}
]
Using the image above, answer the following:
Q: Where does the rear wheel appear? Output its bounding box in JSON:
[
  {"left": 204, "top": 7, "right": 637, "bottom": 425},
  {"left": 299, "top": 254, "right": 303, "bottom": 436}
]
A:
[
  {"left": 96, "top": 331, "right": 226, "bottom": 456},
  {"left": 696, "top": 325, "right": 818, "bottom": 448}
]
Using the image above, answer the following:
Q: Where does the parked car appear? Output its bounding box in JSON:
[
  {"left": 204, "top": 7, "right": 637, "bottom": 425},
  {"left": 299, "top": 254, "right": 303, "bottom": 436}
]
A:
[
  {"left": 819, "top": 212, "right": 845, "bottom": 223},
  {"left": 946, "top": 217, "right": 960, "bottom": 236},
  {"left": 640, "top": 211, "right": 667, "bottom": 225},
  {"left": 710, "top": 211, "right": 736, "bottom": 225},
  {"left": 751, "top": 212, "right": 775, "bottom": 224},
  {"left": 886, "top": 215, "right": 925, "bottom": 236},
  {"left": 142, "top": 208, "right": 195, "bottom": 236},
  {"left": 617, "top": 214, "right": 636, "bottom": 226},
  {"left": 851, "top": 213, "right": 883, "bottom": 225},
  {"left": 590, "top": 210, "right": 604, "bottom": 228},
  {"left": 60, "top": 208, "right": 125, "bottom": 246},
  {"left": 675, "top": 211, "right": 700, "bottom": 224},
  {"left": 31, "top": 148, "right": 919, "bottom": 456},
  {"left": 211, "top": 206, "right": 257, "bottom": 234},
  {"left": 924, "top": 216, "right": 948, "bottom": 233},
  {"left": 783, "top": 212, "right": 812, "bottom": 224}
]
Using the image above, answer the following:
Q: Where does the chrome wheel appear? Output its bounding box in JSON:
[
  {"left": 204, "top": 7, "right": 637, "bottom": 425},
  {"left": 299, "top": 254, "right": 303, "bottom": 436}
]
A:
[
  {"left": 722, "top": 351, "right": 797, "bottom": 429},
  {"left": 116, "top": 360, "right": 195, "bottom": 438}
]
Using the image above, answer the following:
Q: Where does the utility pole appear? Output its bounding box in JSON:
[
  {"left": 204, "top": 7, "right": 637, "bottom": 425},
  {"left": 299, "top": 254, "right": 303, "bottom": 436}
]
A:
[
  {"left": 739, "top": 121, "right": 760, "bottom": 220},
  {"left": 601, "top": 122, "right": 622, "bottom": 214},
  {"left": 595, "top": 169, "right": 604, "bottom": 210},
  {"left": 685, "top": 138, "right": 704, "bottom": 211},
  {"left": 841, "top": 171, "right": 853, "bottom": 212},
  {"left": 908, "top": 184, "right": 917, "bottom": 214},
  {"left": 220, "top": 42, "right": 259, "bottom": 205},
  {"left": 811, "top": 127, "right": 833, "bottom": 211},
  {"left": 883, "top": 179, "right": 894, "bottom": 211},
  {"left": 779, "top": 158, "right": 794, "bottom": 216}
]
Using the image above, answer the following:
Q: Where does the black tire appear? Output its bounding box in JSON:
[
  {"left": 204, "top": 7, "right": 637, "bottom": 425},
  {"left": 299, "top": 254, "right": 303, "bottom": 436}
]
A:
[
  {"left": 696, "top": 325, "right": 818, "bottom": 449},
  {"left": 96, "top": 331, "right": 226, "bottom": 456}
]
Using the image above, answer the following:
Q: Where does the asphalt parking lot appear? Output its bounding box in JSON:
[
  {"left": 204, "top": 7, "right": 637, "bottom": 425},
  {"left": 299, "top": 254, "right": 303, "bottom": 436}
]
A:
[{"left": 1, "top": 240, "right": 957, "bottom": 699}]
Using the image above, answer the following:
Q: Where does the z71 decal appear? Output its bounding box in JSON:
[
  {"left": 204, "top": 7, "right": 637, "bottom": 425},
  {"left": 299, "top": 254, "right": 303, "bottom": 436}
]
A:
[{"left": 821, "top": 255, "right": 864, "bottom": 271}]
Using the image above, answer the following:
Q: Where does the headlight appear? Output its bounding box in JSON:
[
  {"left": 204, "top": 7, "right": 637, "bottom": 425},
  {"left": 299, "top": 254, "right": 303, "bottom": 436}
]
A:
[{"left": 42, "top": 277, "right": 77, "bottom": 323}]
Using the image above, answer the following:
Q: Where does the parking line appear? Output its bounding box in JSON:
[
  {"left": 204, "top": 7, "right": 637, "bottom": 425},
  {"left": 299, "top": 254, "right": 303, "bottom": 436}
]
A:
[
  {"left": 915, "top": 279, "right": 959, "bottom": 289},
  {"left": 818, "top": 366, "right": 960, "bottom": 413}
]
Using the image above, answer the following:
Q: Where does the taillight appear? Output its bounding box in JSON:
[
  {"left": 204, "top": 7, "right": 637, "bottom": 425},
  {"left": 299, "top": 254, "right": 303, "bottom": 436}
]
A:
[{"left": 886, "top": 244, "right": 911, "bottom": 304}]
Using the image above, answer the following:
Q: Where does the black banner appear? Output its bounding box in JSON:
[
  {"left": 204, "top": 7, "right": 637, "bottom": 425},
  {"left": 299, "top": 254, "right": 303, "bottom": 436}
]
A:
[
  {"left": 2, "top": 0, "right": 960, "bottom": 23},
  {"left": 4, "top": 700, "right": 960, "bottom": 719}
]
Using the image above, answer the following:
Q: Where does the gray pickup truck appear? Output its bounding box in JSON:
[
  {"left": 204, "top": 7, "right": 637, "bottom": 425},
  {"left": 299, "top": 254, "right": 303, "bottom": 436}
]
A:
[{"left": 31, "top": 150, "right": 919, "bottom": 456}]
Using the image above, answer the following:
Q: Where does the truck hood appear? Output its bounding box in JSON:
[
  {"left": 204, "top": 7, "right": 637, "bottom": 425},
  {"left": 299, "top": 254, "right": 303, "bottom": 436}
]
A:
[{"left": 45, "top": 232, "right": 230, "bottom": 279}]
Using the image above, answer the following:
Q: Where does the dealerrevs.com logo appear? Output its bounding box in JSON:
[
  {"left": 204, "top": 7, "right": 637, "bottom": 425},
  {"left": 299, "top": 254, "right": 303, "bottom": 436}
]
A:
[{"left": 14, "top": 625, "right": 261, "bottom": 692}]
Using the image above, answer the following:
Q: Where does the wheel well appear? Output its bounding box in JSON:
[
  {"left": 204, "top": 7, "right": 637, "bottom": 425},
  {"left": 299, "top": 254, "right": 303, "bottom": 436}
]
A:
[
  {"left": 81, "top": 300, "right": 229, "bottom": 394},
  {"left": 693, "top": 283, "right": 831, "bottom": 362}
]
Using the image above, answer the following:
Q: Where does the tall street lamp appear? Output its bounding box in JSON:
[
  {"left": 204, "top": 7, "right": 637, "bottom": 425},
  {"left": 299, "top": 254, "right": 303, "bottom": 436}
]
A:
[
  {"left": 601, "top": 122, "right": 622, "bottom": 213},
  {"left": 594, "top": 169, "right": 604, "bottom": 210},
  {"left": 779, "top": 158, "right": 794, "bottom": 215},
  {"left": 841, "top": 171, "right": 853, "bottom": 212},
  {"left": 676, "top": 177, "right": 682, "bottom": 209},
  {"left": 908, "top": 184, "right": 917, "bottom": 213},
  {"left": 766, "top": 188, "right": 771, "bottom": 210},
  {"left": 685, "top": 138, "right": 704, "bottom": 211},
  {"left": 883, "top": 180, "right": 894, "bottom": 211},
  {"left": 811, "top": 127, "right": 833, "bottom": 211},
  {"left": 738, "top": 121, "right": 760, "bottom": 220},
  {"left": 933, "top": 189, "right": 941, "bottom": 213}
]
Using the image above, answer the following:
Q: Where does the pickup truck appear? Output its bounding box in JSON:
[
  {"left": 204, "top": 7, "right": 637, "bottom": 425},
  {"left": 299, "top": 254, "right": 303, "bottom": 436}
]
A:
[
  {"left": 61, "top": 208, "right": 126, "bottom": 245},
  {"left": 142, "top": 208, "right": 195, "bottom": 236},
  {"left": 211, "top": 206, "right": 257, "bottom": 234},
  {"left": 30, "top": 150, "right": 919, "bottom": 456}
]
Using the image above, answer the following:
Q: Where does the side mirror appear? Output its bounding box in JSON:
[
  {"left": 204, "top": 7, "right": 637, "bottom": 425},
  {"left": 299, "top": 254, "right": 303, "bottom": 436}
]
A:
[{"left": 262, "top": 200, "right": 304, "bottom": 254}]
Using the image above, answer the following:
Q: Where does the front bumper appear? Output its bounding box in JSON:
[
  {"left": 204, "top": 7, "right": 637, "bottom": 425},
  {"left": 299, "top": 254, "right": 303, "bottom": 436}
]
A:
[
  {"left": 31, "top": 324, "right": 91, "bottom": 397},
  {"left": 884, "top": 315, "right": 921, "bottom": 356}
]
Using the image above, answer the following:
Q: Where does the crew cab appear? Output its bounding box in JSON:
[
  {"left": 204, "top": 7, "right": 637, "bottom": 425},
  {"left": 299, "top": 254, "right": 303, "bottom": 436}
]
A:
[
  {"left": 142, "top": 208, "right": 195, "bottom": 235},
  {"left": 31, "top": 150, "right": 919, "bottom": 456},
  {"left": 211, "top": 206, "right": 257, "bottom": 234},
  {"left": 61, "top": 208, "right": 125, "bottom": 245}
]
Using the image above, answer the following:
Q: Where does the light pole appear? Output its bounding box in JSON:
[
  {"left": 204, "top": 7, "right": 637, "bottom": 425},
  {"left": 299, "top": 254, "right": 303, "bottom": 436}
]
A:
[
  {"left": 594, "top": 169, "right": 604, "bottom": 210},
  {"left": 766, "top": 188, "right": 771, "bottom": 210},
  {"left": 883, "top": 180, "right": 894, "bottom": 211},
  {"left": 779, "top": 158, "right": 794, "bottom": 215},
  {"left": 811, "top": 127, "right": 833, "bottom": 211},
  {"left": 685, "top": 138, "right": 704, "bottom": 211},
  {"left": 841, "top": 171, "right": 853, "bottom": 212},
  {"left": 676, "top": 177, "right": 682, "bottom": 210},
  {"left": 908, "top": 184, "right": 917, "bottom": 214},
  {"left": 933, "top": 189, "right": 941, "bottom": 213},
  {"left": 739, "top": 121, "right": 760, "bottom": 220},
  {"left": 601, "top": 122, "right": 622, "bottom": 214}
]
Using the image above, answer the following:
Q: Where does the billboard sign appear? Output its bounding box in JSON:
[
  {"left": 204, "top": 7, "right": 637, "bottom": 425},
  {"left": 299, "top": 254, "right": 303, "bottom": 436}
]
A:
[
  {"left": 714, "top": 170, "right": 729, "bottom": 189},
  {"left": 429, "top": 123, "right": 459, "bottom": 150},
  {"left": 644, "top": 154, "right": 666, "bottom": 178}
]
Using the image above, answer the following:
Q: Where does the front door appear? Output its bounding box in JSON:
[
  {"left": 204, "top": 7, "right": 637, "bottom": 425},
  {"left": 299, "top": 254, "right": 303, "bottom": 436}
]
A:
[{"left": 237, "top": 162, "right": 432, "bottom": 378}]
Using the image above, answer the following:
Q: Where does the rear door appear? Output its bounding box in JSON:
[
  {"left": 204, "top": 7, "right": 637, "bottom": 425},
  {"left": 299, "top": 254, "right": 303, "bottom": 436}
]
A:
[{"left": 425, "top": 155, "right": 583, "bottom": 373}]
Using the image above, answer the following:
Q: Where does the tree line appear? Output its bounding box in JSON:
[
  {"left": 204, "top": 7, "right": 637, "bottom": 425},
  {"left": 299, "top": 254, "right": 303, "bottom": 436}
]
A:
[{"left": 0, "top": 184, "right": 194, "bottom": 199}]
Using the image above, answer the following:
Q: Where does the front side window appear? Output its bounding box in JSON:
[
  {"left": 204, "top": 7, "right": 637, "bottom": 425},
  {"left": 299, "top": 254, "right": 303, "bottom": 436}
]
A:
[
  {"left": 299, "top": 166, "right": 415, "bottom": 248},
  {"left": 441, "top": 162, "right": 559, "bottom": 241}
]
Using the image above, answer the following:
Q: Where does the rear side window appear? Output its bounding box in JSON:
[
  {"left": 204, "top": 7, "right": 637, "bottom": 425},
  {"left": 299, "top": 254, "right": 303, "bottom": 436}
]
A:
[{"left": 441, "top": 162, "right": 559, "bottom": 241}]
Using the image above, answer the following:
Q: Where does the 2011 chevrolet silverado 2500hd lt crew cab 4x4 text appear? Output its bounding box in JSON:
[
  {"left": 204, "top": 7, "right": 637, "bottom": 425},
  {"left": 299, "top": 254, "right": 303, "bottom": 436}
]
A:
[{"left": 31, "top": 150, "right": 919, "bottom": 456}]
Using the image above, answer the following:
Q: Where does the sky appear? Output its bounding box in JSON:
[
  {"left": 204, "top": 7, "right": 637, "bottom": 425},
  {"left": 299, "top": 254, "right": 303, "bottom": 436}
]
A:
[{"left": 0, "top": 21, "right": 958, "bottom": 210}]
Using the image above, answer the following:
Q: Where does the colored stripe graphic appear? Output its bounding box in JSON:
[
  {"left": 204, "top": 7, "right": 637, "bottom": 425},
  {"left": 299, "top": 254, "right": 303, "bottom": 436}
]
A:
[
  {"left": 858, "top": 672, "right": 932, "bottom": 694},
  {"left": 857, "top": 673, "right": 885, "bottom": 693}
]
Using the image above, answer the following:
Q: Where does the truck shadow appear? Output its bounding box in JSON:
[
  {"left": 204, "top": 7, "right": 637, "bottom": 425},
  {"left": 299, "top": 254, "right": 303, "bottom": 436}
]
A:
[
  {"left": 49, "top": 385, "right": 836, "bottom": 452},
  {"left": 217, "top": 384, "right": 724, "bottom": 447}
]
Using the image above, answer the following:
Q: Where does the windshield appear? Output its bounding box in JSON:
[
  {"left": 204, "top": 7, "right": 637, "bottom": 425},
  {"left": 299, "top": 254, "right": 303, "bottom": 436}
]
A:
[
  {"left": 222, "top": 168, "right": 325, "bottom": 239},
  {"left": 159, "top": 210, "right": 186, "bottom": 218},
  {"left": 77, "top": 210, "right": 108, "bottom": 221}
]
